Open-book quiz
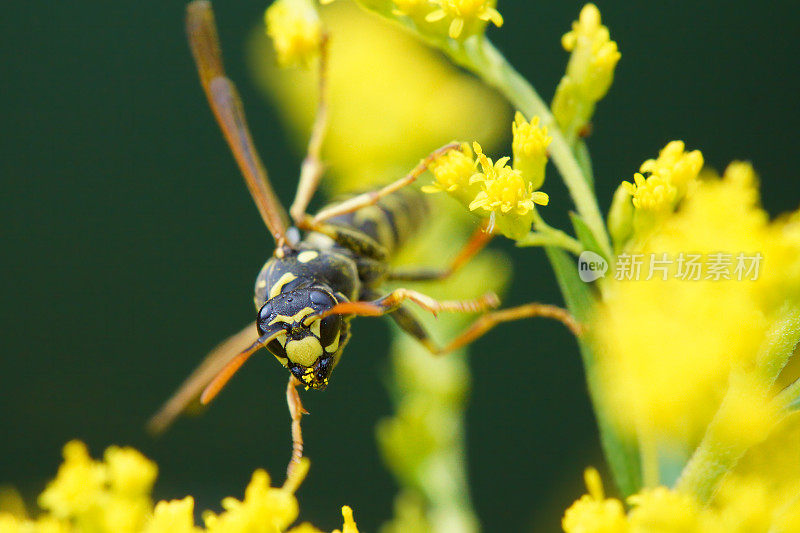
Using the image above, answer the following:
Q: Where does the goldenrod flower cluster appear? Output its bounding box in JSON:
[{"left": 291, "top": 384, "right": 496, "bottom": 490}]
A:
[
  {"left": 511, "top": 112, "right": 551, "bottom": 190},
  {"left": 611, "top": 140, "right": 704, "bottom": 244},
  {"left": 468, "top": 143, "right": 549, "bottom": 215},
  {"left": 564, "top": 419, "right": 800, "bottom": 533},
  {"left": 0, "top": 441, "right": 358, "bottom": 533},
  {"left": 597, "top": 152, "right": 800, "bottom": 445},
  {"left": 265, "top": 0, "right": 324, "bottom": 67},
  {"left": 552, "top": 3, "right": 621, "bottom": 141},
  {"left": 422, "top": 113, "right": 550, "bottom": 240}
]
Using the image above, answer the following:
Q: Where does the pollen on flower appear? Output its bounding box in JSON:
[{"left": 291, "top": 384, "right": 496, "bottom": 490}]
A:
[
  {"left": 425, "top": 0, "right": 503, "bottom": 39},
  {"left": 468, "top": 142, "right": 548, "bottom": 216},
  {"left": 265, "top": 0, "right": 323, "bottom": 67}
]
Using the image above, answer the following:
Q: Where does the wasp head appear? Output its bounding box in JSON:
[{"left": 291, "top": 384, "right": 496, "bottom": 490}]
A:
[{"left": 257, "top": 286, "right": 344, "bottom": 390}]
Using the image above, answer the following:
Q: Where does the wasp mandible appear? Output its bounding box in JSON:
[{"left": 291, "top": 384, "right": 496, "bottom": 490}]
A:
[{"left": 149, "top": 1, "right": 579, "bottom": 473}]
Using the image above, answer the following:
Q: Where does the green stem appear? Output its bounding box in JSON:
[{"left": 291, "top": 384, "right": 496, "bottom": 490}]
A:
[
  {"left": 517, "top": 230, "right": 582, "bottom": 255},
  {"left": 519, "top": 211, "right": 583, "bottom": 254},
  {"left": 676, "top": 304, "right": 800, "bottom": 503},
  {"left": 546, "top": 247, "right": 642, "bottom": 496}
]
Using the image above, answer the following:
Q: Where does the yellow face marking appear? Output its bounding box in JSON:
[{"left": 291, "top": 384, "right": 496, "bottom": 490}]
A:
[
  {"left": 256, "top": 279, "right": 267, "bottom": 289},
  {"left": 325, "top": 331, "right": 340, "bottom": 353},
  {"left": 309, "top": 319, "right": 321, "bottom": 338},
  {"left": 297, "top": 250, "right": 319, "bottom": 263},
  {"left": 269, "top": 272, "right": 297, "bottom": 299},
  {"left": 285, "top": 336, "right": 323, "bottom": 366},
  {"left": 269, "top": 307, "right": 316, "bottom": 326}
]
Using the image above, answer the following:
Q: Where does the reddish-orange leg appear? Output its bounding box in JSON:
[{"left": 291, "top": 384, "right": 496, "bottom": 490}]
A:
[
  {"left": 286, "top": 376, "right": 308, "bottom": 479},
  {"left": 389, "top": 221, "right": 494, "bottom": 281},
  {"left": 435, "top": 303, "right": 582, "bottom": 354},
  {"left": 320, "top": 288, "right": 500, "bottom": 320},
  {"left": 304, "top": 142, "right": 460, "bottom": 227}
]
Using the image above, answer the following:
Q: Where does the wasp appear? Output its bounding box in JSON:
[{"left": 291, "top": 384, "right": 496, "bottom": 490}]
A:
[{"left": 149, "top": 1, "right": 579, "bottom": 472}]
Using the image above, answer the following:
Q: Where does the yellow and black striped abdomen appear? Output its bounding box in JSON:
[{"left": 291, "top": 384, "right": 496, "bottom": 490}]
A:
[{"left": 324, "top": 188, "right": 429, "bottom": 258}]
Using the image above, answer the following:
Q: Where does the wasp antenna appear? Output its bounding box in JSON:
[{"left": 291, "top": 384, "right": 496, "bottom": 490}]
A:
[{"left": 199, "top": 330, "right": 280, "bottom": 405}]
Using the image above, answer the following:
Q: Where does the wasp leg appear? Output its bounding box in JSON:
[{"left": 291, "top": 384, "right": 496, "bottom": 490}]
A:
[
  {"left": 385, "top": 305, "right": 440, "bottom": 354},
  {"left": 286, "top": 375, "right": 308, "bottom": 479},
  {"left": 320, "top": 288, "right": 500, "bottom": 319},
  {"left": 309, "top": 142, "right": 460, "bottom": 224},
  {"left": 289, "top": 34, "right": 330, "bottom": 224},
  {"left": 435, "top": 303, "right": 582, "bottom": 355},
  {"left": 388, "top": 222, "right": 494, "bottom": 281}
]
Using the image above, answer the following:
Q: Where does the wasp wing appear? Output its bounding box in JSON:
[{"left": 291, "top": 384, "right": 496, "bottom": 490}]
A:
[
  {"left": 186, "top": 1, "right": 289, "bottom": 244},
  {"left": 147, "top": 321, "right": 257, "bottom": 435}
]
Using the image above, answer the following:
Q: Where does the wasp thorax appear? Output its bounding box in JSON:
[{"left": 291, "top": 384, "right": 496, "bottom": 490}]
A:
[{"left": 257, "top": 286, "right": 344, "bottom": 390}]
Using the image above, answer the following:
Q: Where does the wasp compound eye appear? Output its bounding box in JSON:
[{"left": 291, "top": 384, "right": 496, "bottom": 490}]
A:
[
  {"left": 319, "top": 314, "right": 342, "bottom": 348},
  {"left": 257, "top": 302, "right": 274, "bottom": 334},
  {"left": 309, "top": 288, "right": 335, "bottom": 309}
]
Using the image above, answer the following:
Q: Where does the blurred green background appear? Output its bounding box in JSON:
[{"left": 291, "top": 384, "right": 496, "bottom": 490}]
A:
[{"left": 2, "top": 0, "right": 798, "bottom": 531}]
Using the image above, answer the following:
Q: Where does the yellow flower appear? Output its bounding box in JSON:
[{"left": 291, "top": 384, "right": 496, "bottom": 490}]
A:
[
  {"left": 627, "top": 487, "right": 701, "bottom": 532},
  {"left": 425, "top": 0, "right": 503, "bottom": 40},
  {"left": 639, "top": 140, "right": 704, "bottom": 194},
  {"left": 622, "top": 172, "right": 677, "bottom": 212},
  {"left": 594, "top": 159, "right": 800, "bottom": 445},
  {"left": 338, "top": 506, "right": 359, "bottom": 533},
  {"left": 511, "top": 112, "right": 551, "bottom": 190},
  {"left": 10, "top": 442, "right": 356, "bottom": 533},
  {"left": 618, "top": 141, "right": 704, "bottom": 243},
  {"left": 144, "top": 497, "right": 200, "bottom": 533},
  {"left": 38, "top": 440, "right": 107, "bottom": 520},
  {"left": 552, "top": 4, "right": 620, "bottom": 140},
  {"left": 463, "top": 142, "right": 548, "bottom": 240},
  {"left": 265, "top": 0, "right": 323, "bottom": 67},
  {"left": 203, "top": 469, "right": 300, "bottom": 532},
  {"left": 104, "top": 446, "right": 158, "bottom": 498},
  {"left": 562, "top": 468, "right": 627, "bottom": 533},
  {"left": 468, "top": 142, "right": 549, "bottom": 216},
  {"left": 421, "top": 142, "right": 476, "bottom": 194}
]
